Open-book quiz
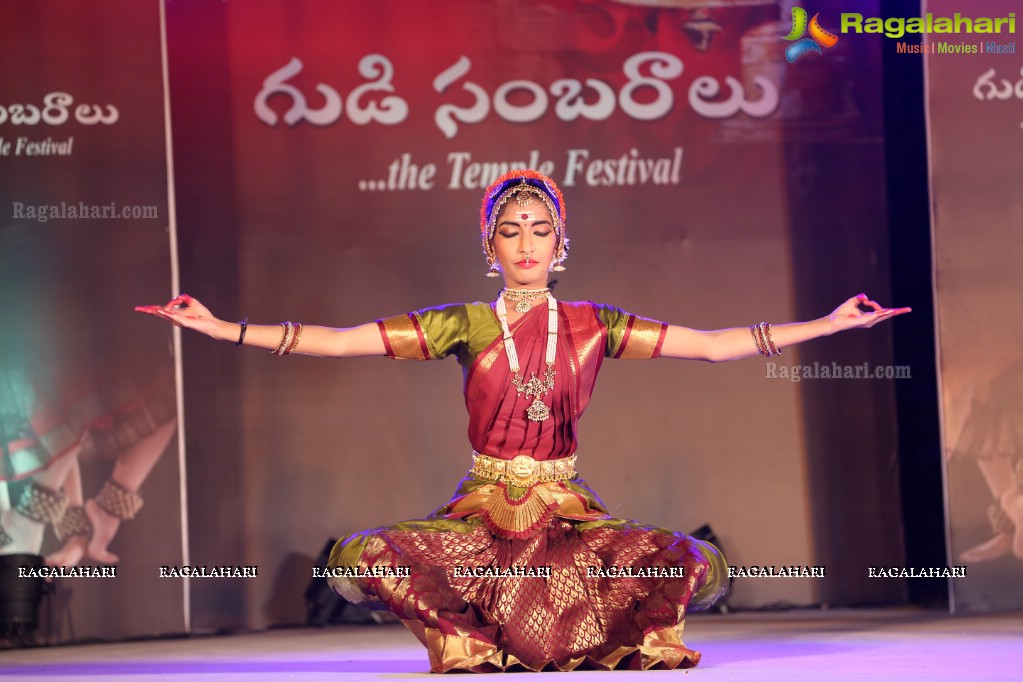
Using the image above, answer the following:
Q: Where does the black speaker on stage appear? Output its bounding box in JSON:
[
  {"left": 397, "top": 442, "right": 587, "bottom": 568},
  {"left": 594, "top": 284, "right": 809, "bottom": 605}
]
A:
[
  {"left": 304, "top": 539, "right": 398, "bottom": 626},
  {"left": 0, "top": 553, "right": 49, "bottom": 647},
  {"left": 304, "top": 538, "right": 346, "bottom": 626}
]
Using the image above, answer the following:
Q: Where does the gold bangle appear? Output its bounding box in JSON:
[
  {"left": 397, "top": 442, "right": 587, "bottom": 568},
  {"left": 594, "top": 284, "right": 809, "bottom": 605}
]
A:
[
  {"left": 271, "top": 322, "right": 293, "bottom": 355},
  {"left": 751, "top": 324, "right": 768, "bottom": 356},
  {"left": 761, "top": 322, "right": 781, "bottom": 356},
  {"left": 280, "top": 323, "right": 295, "bottom": 355},
  {"left": 284, "top": 322, "right": 303, "bottom": 355}
]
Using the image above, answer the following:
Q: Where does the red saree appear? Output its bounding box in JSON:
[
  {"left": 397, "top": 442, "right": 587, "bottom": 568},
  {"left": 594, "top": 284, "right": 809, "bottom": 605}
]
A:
[{"left": 327, "top": 301, "right": 728, "bottom": 672}]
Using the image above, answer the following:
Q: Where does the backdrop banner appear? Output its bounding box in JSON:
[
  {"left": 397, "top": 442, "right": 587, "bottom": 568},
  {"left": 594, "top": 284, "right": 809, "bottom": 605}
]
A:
[
  {"left": 168, "top": 0, "right": 900, "bottom": 630},
  {"left": 925, "top": 0, "right": 1023, "bottom": 613},
  {"left": 0, "top": 0, "right": 183, "bottom": 642}
]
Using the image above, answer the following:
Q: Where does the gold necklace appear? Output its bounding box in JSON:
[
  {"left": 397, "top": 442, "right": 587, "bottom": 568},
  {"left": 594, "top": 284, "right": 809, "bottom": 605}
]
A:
[{"left": 502, "top": 287, "right": 550, "bottom": 314}]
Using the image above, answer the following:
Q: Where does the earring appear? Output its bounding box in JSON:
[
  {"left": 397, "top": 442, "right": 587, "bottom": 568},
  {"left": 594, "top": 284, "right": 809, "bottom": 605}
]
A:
[
  {"left": 551, "top": 240, "right": 567, "bottom": 271},
  {"left": 551, "top": 248, "right": 566, "bottom": 272},
  {"left": 485, "top": 262, "right": 501, "bottom": 278}
]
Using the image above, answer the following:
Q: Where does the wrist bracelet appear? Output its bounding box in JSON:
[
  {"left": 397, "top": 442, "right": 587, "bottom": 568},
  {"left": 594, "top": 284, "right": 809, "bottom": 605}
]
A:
[
  {"left": 283, "top": 322, "right": 303, "bottom": 355},
  {"left": 761, "top": 322, "right": 781, "bottom": 356},
  {"left": 751, "top": 324, "right": 768, "bottom": 356},
  {"left": 751, "top": 322, "right": 781, "bottom": 357},
  {"left": 235, "top": 318, "right": 249, "bottom": 346},
  {"left": 271, "top": 322, "right": 294, "bottom": 355}
]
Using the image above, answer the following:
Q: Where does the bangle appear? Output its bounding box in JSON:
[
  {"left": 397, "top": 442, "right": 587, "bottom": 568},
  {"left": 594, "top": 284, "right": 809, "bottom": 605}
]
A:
[
  {"left": 271, "top": 322, "right": 293, "bottom": 355},
  {"left": 751, "top": 322, "right": 780, "bottom": 357},
  {"left": 283, "top": 322, "right": 303, "bottom": 355},
  {"left": 761, "top": 322, "right": 781, "bottom": 356},
  {"left": 235, "top": 318, "right": 248, "bottom": 346},
  {"left": 751, "top": 324, "right": 768, "bottom": 356}
]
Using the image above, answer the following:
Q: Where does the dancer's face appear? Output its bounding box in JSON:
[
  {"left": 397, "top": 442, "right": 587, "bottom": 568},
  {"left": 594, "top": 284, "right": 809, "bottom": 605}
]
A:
[{"left": 491, "top": 197, "right": 556, "bottom": 290}]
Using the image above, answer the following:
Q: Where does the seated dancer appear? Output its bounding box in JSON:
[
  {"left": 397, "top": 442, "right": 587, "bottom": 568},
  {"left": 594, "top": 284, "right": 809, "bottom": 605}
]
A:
[{"left": 138, "top": 169, "right": 909, "bottom": 672}]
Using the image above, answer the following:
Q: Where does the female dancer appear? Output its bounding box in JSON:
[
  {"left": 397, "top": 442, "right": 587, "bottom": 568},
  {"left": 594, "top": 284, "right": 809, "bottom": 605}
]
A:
[{"left": 137, "top": 169, "right": 909, "bottom": 672}]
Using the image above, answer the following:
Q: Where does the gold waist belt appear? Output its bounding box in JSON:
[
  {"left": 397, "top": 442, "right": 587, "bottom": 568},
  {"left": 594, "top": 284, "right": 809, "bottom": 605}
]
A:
[{"left": 469, "top": 451, "right": 577, "bottom": 487}]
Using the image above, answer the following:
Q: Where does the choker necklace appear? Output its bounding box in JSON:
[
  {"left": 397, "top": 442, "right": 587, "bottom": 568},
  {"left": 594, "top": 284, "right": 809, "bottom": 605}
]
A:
[
  {"left": 501, "top": 287, "right": 550, "bottom": 314},
  {"left": 495, "top": 293, "right": 558, "bottom": 422}
]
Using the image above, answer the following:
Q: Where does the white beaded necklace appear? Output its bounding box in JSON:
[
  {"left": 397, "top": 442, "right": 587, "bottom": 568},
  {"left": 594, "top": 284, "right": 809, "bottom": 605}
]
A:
[{"left": 495, "top": 291, "right": 558, "bottom": 422}]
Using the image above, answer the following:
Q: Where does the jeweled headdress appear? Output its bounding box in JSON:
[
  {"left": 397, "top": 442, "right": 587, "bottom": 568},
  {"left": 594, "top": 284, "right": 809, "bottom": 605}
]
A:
[{"left": 480, "top": 169, "right": 568, "bottom": 273}]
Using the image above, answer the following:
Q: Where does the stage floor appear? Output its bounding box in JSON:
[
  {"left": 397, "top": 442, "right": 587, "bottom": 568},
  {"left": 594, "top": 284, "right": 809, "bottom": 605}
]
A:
[{"left": 3, "top": 608, "right": 1021, "bottom": 681}]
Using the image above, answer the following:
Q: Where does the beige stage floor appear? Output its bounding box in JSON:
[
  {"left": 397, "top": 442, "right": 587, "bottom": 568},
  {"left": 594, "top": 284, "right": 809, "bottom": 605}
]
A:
[{"left": 2, "top": 608, "right": 1021, "bottom": 681}]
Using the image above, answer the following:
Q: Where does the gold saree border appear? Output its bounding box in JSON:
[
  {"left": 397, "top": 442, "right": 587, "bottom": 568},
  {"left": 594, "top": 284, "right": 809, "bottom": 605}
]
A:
[
  {"left": 377, "top": 313, "right": 430, "bottom": 360},
  {"left": 613, "top": 315, "right": 668, "bottom": 359},
  {"left": 418, "top": 623, "right": 701, "bottom": 672}
]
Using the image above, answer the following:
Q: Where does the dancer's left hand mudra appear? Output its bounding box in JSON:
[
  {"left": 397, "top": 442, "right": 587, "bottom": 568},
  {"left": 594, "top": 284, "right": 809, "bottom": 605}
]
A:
[{"left": 826, "top": 293, "right": 911, "bottom": 332}]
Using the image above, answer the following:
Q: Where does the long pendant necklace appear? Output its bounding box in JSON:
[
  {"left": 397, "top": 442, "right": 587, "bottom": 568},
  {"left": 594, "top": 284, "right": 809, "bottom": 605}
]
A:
[{"left": 496, "top": 293, "right": 558, "bottom": 422}]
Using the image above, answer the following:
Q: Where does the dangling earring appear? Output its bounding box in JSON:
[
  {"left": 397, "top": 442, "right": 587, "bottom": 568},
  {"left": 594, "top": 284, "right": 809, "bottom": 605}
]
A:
[
  {"left": 485, "top": 260, "right": 501, "bottom": 278},
  {"left": 551, "top": 242, "right": 566, "bottom": 272}
]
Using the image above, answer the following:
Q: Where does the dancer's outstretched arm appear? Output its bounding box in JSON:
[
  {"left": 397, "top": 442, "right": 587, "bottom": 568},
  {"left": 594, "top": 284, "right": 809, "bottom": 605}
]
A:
[
  {"left": 658, "top": 293, "right": 911, "bottom": 362},
  {"left": 135, "top": 294, "right": 385, "bottom": 358}
]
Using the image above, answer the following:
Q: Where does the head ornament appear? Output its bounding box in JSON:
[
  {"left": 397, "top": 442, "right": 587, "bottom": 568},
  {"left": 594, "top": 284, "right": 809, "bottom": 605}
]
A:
[{"left": 479, "top": 169, "right": 568, "bottom": 274}]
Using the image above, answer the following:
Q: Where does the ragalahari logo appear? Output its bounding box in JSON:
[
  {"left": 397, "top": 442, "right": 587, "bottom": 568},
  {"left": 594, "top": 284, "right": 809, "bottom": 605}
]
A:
[{"left": 783, "top": 7, "right": 840, "bottom": 62}]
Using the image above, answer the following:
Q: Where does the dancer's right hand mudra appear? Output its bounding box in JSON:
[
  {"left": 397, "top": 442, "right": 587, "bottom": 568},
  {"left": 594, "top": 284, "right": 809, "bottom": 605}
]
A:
[
  {"left": 135, "top": 294, "right": 385, "bottom": 357},
  {"left": 136, "top": 294, "right": 221, "bottom": 336}
]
